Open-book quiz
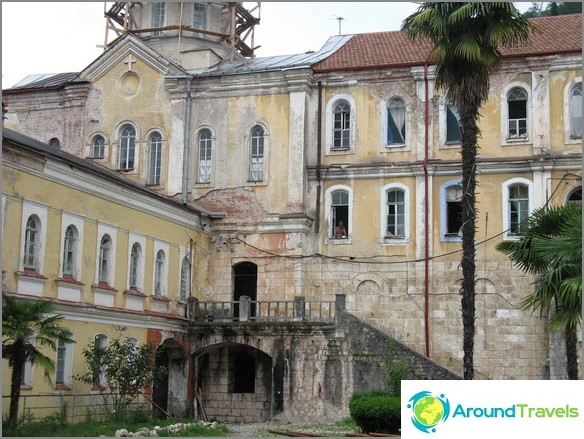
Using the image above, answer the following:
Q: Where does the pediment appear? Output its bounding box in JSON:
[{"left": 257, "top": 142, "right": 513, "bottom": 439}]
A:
[{"left": 77, "top": 34, "right": 187, "bottom": 83}]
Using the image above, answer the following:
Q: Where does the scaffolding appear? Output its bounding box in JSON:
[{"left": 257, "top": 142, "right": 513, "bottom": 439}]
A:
[{"left": 102, "top": 2, "right": 260, "bottom": 59}]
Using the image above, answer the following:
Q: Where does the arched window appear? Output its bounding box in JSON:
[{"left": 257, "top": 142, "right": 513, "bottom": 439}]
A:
[
  {"left": 198, "top": 129, "right": 213, "bottom": 183},
  {"left": 154, "top": 250, "right": 165, "bottom": 296},
  {"left": 570, "top": 82, "right": 582, "bottom": 138},
  {"left": 92, "top": 135, "right": 105, "bottom": 158},
  {"left": 24, "top": 216, "right": 39, "bottom": 270},
  {"left": 507, "top": 87, "right": 528, "bottom": 138},
  {"left": 98, "top": 235, "right": 112, "bottom": 284},
  {"left": 119, "top": 124, "right": 136, "bottom": 170},
  {"left": 148, "top": 132, "right": 162, "bottom": 185},
  {"left": 48, "top": 138, "right": 61, "bottom": 149},
  {"left": 566, "top": 186, "right": 582, "bottom": 206},
  {"left": 331, "top": 189, "right": 349, "bottom": 238},
  {"left": 333, "top": 101, "right": 351, "bottom": 148},
  {"left": 62, "top": 225, "right": 78, "bottom": 277},
  {"left": 129, "top": 243, "right": 141, "bottom": 289},
  {"left": 249, "top": 126, "right": 265, "bottom": 182},
  {"left": 386, "top": 189, "right": 405, "bottom": 237},
  {"left": 446, "top": 103, "right": 461, "bottom": 143},
  {"left": 180, "top": 256, "right": 191, "bottom": 302},
  {"left": 387, "top": 98, "right": 406, "bottom": 145}
]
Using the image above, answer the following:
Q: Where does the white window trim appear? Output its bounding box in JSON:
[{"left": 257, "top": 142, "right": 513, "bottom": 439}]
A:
[
  {"left": 383, "top": 96, "right": 408, "bottom": 149},
  {"left": 194, "top": 126, "right": 215, "bottom": 186},
  {"left": 59, "top": 213, "right": 85, "bottom": 280},
  {"left": 500, "top": 82, "right": 532, "bottom": 146},
  {"left": 56, "top": 332, "right": 74, "bottom": 387},
  {"left": 563, "top": 77, "right": 582, "bottom": 145},
  {"left": 325, "top": 184, "right": 353, "bottom": 244},
  {"left": 145, "top": 129, "right": 165, "bottom": 186},
  {"left": 20, "top": 201, "right": 48, "bottom": 273},
  {"left": 114, "top": 122, "right": 140, "bottom": 173},
  {"left": 127, "top": 233, "right": 146, "bottom": 291},
  {"left": 325, "top": 94, "right": 357, "bottom": 155},
  {"left": 438, "top": 98, "right": 462, "bottom": 149},
  {"left": 440, "top": 180, "right": 463, "bottom": 242},
  {"left": 178, "top": 245, "right": 192, "bottom": 302},
  {"left": 244, "top": 122, "right": 270, "bottom": 185},
  {"left": 502, "top": 177, "right": 533, "bottom": 241},
  {"left": 379, "top": 183, "right": 410, "bottom": 244},
  {"left": 151, "top": 2, "right": 166, "bottom": 36},
  {"left": 87, "top": 132, "right": 109, "bottom": 160},
  {"left": 152, "top": 241, "right": 170, "bottom": 296},
  {"left": 95, "top": 224, "right": 117, "bottom": 286}
]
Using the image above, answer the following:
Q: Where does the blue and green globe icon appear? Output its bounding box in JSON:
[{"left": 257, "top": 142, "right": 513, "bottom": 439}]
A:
[{"left": 408, "top": 391, "right": 450, "bottom": 433}]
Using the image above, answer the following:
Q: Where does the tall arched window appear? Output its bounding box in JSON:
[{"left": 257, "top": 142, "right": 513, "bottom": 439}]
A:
[
  {"left": 333, "top": 101, "right": 351, "bottom": 148},
  {"left": 507, "top": 87, "right": 528, "bottom": 138},
  {"left": 62, "top": 225, "right": 78, "bottom": 277},
  {"left": 154, "top": 250, "right": 165, "bottom": 296},
  {"left": 129, "top": 243, "right": 141, "bottom": 289},
  {"left": 331, "top": 189, "right": 349, "bottom": 238},
  {"left": 98, "top": 235, "right": 112, "bottom": 284},
  {"left": 570, "top": 82, "right": 582, "bottom": 138},
  {"left": 56, "top": 331, "right": 73, "bottom": 386},
  {"left": 249, "top": 126, "right": 265, "bottom": 182},
  {"left": 119, "top": 124, "right": 136, "bottom": 170},
  {"left": 180, "top": 256, "right": 191, "bottom": 302},
  {"left": 148, "top": 132, "right": 162, "bottom": 185},
  {"left": 24, "top": 216, "right": 39, "bottom": 270},
  {"left": 198, "top": 129, "right": 213, "bottom": 183},
  {"left": 387, "top": 98, "right": 406, "bottom": 145},
  {"left": 92, "top": 135, "right": 105, "bottom": 158}
]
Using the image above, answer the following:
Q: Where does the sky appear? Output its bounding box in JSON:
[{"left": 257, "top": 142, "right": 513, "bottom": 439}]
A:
[{"left": 1, "top": 2, "right": 533, "bottom": 89}]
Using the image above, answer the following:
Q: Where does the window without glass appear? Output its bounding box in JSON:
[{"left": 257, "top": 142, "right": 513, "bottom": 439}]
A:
[
  {"left": 24, "top": 216, "right": 39, "bottom": 270},
  {"left": 386, "top": 189, "right": 405, "bottom": 237},
  {"left": 446, "top": 104, "right": 462, "bottom": 142},
  {"left": 49, "top": 138, "right": 61, "bottom": 149},
  {"left": 151, "top": 2, "right": 165, "bottom": 36},
  {"left": 508, "top": 184, "right": 529, "bottom": 235},
  {"left": 198, "top": 129, "right": 213, "bottom": 183},
  {"left": 387, "top": 98, "right": 406, "bottom": 145},
  {"left": 98, "top": 235, "right": 111, "bottom": 284},
  {"left": 129, "top": 243, "right": 141, "bottom": 289},
  {"left": 62, "top": 226, "right": 77, "bottom": 277},
  {"left": 180, "top": 256, "right": 191, "bottom": 302},
  {"left": 571, "top": 83, "right": 582, "bottom": 138},
  {"left": 154, "top": 250, "right": 165, "bottom": 295},
  {"left": 445, "top": 186, "right": 463, "bottom": 235},
  {"left": 119, "top": 125, "right": 136, "bottom": 170},
  {"left": 249, "top": 126, "right": 264, "bottom": 182},
  {"left": 333, "top": 101, "right": 350, "bottom": 148},
  {"left": 507, "top": 87, "right": 528, "bottom": 138},
  {"left": 567, "top": 186, "right": 582, "bottom": 206},
  {"left": 331, "top": 190, "right": 349, "bottom": 238},
  {"left": 148, "top": 132, "right": 162, "bottom": 185},
  {"left": 92, "top": 135, "right": 105, "bottom": 158},
  {"left": 232, "top": 350, "right": 256, "bottom": 393}
]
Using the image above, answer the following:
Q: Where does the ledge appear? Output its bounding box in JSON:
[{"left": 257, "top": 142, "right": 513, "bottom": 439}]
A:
[
  {"left": 56, "top": 276, "right": 84, "bottom": 286},
  {"left": 92, "top": 282, "right": 118, "bottom": 293},
  {"left": 152, "top": 294, "right": 171, "bottom": 302},
  {"left": 17, "top": 269, "right": 48, "bottom": 280},
  {"left": 124, "top": 288, "right": 146, "bottom": 297}
]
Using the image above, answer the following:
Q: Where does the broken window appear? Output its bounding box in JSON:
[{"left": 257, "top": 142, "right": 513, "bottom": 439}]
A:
[
  {"left": 445, "top": 185, "right": 463, "bottom": 236},
  {"left": 333, "top": 101, "right": 350, "bottom": 148},
  {"left": 387, "top": 98, "right": 406, "bottom": 145}
]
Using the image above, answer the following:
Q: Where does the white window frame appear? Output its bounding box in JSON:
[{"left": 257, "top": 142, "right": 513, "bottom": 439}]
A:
[
  {"left": 386, "top": 97, "right": 407, "bottom": 147},
  {"left": 502, "top": 178, "right": 533, "bottom": 240},
  {"left": 20, "top": 201, "right": 48, "bottom": 273},
  {"left": 95, "top": 224, "right": 117, "bottom": 286},
  {"left": 380, "top": 183, "right": 410, "bottom": 244},
  {"left": 55, "top": 331, "right": 74, "bottom": 387},
  {"left": 117, "top": 123, "right": 138, "bottom": 171},
  {"left": 193, "top": 2, "right": 207, "bottom": 37},
  {"left": 565, "top": 185, "right": 582, "bottom": 206},
  {"left": 179, "top": 251, "right": 191, "bottom": 302},
  {"left": 440, "top": 180, "right": 463, "bottom": 242},
  {"left": 500, "top": 83, "right": 531, "bottom": 145},
  {"left": 325, "top": 184, "right": 353, "bottom": 244},
  {"left": 325, "top": 95, "right": 356, "bottom": 155},
  {"left": 147, "top": 130, "right": 163, "bottom": 185},
  {"left": 564, "top": 78, "right": 582, "bottom": 144},
  {"left": 196, "top": 128, "right": 214, "bottom": 184},
  {"left": 59, "top": 213, "right": 84, "bottom": 280},
  {"left": 152, "top": 241, "right": 169, "bottom": 296},
  {"left": 151, "top": 2, "right": 166, "bottom": 36}
]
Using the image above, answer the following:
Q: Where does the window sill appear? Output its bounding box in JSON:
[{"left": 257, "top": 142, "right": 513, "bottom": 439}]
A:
[
  {"left": 328, "top": 237, "right": 352, "bottom": 245},
  {"left": 124, "top": 288, "right": 146, "bottom": 297},
  {"left": 55, "top": 383, "right": 72, "bottom": 391},
  {"left": 382, "top": 237, "right": 408, "bottom": 244},
  {"left": 56, "top": 276, "right": 84, "bottom": 286},
  {"left": 385, "top": 143, "right": 406, "bottom": 149},
  {"left": 91, "top": 384, "right": 106, "bottom": 391},
  {"left": 17, "top": 269, "right": 48, "bottom": 280},
  {"left": 92, "top": 282, "right": 118, "bottom": 293},
  {"left": 503, "top": 137, "right": 530, "bottom": 145},
  {"left": 152, "top": 294, "right": 171, "bottom": 302},
  {"left": 20, "top": 384, "right": 32, "bottom": 390}
]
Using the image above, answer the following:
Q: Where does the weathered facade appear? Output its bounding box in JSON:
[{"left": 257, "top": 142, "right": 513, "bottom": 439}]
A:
[{"left": 2, "top": 2, "right": 582, "bottom": 424}]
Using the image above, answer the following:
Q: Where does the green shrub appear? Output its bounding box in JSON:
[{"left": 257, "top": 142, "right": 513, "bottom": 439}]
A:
[{"left": 349, "top": 392, "right": 401, "bottom": 434}]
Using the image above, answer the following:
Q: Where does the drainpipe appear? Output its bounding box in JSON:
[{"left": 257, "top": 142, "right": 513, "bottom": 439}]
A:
[
  {"left": 182, "top": 76, "right": 193, "bottom": 205},
  {"left": 423, "top": 64, "right": 430, "bottom": 358},
  {"left": 315, "top": 81, "right": 323, "bottom": 231}
]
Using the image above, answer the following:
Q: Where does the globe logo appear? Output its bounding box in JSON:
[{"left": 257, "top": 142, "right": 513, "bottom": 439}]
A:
[{"left": 407, "top": 391, "right": 450, "bottom": 433}]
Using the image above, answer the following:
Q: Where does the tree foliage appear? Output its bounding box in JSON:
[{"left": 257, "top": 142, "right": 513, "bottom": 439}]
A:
[
  {"left": 76, "top": 337, "right": 166, "bottom": 420},
  {"left": 523, "top": 2, "right": 582, "bottom": 18},
  {"left": 2, "top": 294, "right": 74, "bottom": 427}
]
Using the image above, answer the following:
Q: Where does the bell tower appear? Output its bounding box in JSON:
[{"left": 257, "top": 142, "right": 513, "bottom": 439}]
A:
[{"left": 103, "top": 2, "right": 260, "bottom": 69}]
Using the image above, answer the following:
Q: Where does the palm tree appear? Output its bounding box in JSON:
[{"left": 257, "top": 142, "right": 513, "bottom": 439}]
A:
[
  {"left": 402, "top": 3, "right": 535, "bottom": 379},
  {"left": 497, "top": 204, "right": 582, "bottom": 379},
  {"left": 2, "top": 294, "right": 75, "bottom": 427}
]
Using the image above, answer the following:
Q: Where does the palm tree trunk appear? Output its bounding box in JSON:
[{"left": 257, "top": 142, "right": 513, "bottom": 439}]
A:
[
  {"left": 9, "top": 352, "right": 25, "bottom": 427},
  {"left": 565, "top": 324, "right": 579, "bottom": 379},
  {"left": 459, "top": 107, "right": 479, "bottom": 380}
]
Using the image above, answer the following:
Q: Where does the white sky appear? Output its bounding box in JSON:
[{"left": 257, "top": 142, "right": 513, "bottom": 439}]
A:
[{"left": 1, "top": 2, "right": 533, "bottom": 89}]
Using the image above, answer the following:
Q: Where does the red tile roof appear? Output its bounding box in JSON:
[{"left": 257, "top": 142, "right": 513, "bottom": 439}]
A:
[{"left": 314, "top": 14, "right": 582, "bottom": 73}]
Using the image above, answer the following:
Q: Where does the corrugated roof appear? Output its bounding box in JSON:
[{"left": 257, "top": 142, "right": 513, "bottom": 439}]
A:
[
  {"left": 314, "top": 14, "right": 582, "bottom": 73},
  {"left": 7, "top": 72, "right": 80, "bottom": 90}
]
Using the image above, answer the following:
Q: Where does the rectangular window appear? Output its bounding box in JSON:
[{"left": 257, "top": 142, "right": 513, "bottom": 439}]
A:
[
  {"left": 193, "top": 2, "right": 207, "bottom": 35},
  {"left": 151, "top": 2, "right": 165, "bottom": 36},
  {"left": 56, "top": 339, "right": 66, "bottom": 384},
  {"left": 509, "top": 185, "right": 529, "bottom": 235},
  {"left": 386, "top": 190, "right": 405, "bottom": 237},
  {"left": 446, "top": 186, "right": 463, "bottom": 235}
]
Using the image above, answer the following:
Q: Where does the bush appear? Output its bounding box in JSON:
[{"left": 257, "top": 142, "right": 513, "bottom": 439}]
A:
[{"left": 349, "top": 392, "right": 401, "bottom": 434}]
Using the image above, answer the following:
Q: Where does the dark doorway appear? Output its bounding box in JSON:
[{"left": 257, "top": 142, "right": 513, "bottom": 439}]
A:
[
  {"left": 152, "top": 345, "right": 169, "bottom": 419},
  {"left": 233, "top": 262, "right": 257, "bottom": 318}
]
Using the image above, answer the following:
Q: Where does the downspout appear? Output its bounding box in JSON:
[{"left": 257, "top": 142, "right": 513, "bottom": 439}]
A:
[
  {"left": 182, "top": 76, "right": 193, "bottom": 205},
  {"left": 315, "top": 81, "right": 323, "bottom": 231},
  {"left": 423, "top": 64, "right": 430, "bottom": 358}
]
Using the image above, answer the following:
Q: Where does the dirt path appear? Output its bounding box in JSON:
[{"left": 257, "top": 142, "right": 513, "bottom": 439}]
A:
[{"left": 225, "top": 421, "right": 361, "bottom": 437}]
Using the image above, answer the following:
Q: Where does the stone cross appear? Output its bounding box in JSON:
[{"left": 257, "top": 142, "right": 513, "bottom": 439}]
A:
[{"left": 124, "top": 54, "right": 136, "bottom": 71}]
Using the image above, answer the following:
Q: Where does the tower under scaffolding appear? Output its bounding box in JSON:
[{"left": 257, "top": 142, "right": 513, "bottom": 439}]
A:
[{"left": 102, "top": 2, "right": 261, "bottom": 60}]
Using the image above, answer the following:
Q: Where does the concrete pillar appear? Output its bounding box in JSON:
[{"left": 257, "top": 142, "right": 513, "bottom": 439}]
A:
[
  {"left": 294, "top": 296, "right": 305, "bottom": 321},
  {"left": 239, "top": 295, "right": 251, "bottom": 322}
]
